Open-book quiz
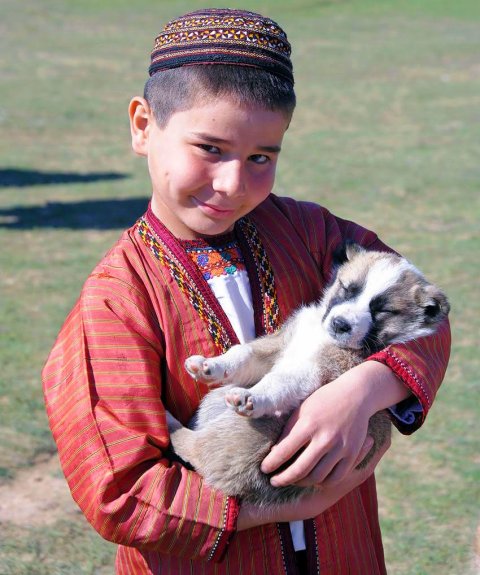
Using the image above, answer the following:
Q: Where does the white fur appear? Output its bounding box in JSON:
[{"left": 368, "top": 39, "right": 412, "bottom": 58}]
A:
[{"left": 185, "top": 252, "right": 446, "bottom": 419}]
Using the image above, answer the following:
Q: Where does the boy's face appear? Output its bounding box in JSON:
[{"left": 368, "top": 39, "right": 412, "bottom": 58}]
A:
[{"left": 130, "top": 96, "right": 290, "bottom": 239}]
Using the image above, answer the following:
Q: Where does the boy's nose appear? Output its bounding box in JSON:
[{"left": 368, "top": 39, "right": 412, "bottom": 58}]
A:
[{"left": 213, "top": 160, "right": 245, "bottom": 197}]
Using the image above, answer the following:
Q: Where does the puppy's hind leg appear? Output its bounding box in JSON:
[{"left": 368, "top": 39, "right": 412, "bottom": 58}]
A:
[
  {"left": 166, "top": 411, "right": 199, "bottom": 468},
  {"left": 225, "top": 364, "right": 315, "bottom": 418}
]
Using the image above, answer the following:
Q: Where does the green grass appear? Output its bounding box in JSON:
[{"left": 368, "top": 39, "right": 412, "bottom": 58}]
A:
[
  {"left": 0, "top": 521, "right": 114, "bottom": 575},
  {"left": 1, "top": 1, "right": 479, "bottom": 573}
]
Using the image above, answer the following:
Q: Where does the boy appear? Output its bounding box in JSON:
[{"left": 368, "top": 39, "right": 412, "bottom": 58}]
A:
[{"left": 42, "top": 8, "right": 450, "bottom": 575}]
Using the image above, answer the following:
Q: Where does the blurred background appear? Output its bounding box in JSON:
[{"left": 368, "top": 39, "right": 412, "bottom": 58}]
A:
[{"left": 0, "top": 1, "right": 479, "bottom": 573}]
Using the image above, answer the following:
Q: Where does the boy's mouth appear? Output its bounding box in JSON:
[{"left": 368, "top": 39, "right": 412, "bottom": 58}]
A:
[{"left": 192, "top": 197, "right": 236, "bottom": 218}]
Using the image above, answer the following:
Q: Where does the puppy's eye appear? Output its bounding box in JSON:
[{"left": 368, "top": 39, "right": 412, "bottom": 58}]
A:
[
  {"left": 376, "top": 308, "right": 399, "bottom": 316},
  {"left": 338, "top": 282, "right": 348, "bottom": 296},
  {"left": 339, "top": 282, "right": 360, "bottom": 299},
  {"left": 370, "top": 296, "right": 387, "bottom": 315}
]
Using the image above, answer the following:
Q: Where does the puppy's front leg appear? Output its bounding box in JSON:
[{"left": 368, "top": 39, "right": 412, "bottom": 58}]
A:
[{"left": 185, "top": 345, "right": 254, "bottom": 385}]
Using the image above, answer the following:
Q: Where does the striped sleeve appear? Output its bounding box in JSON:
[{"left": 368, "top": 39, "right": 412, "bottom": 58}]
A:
[
  {"left": 272, "top": 196, "right": 451, "bottom": 432},
  {"left": 42, "top": 269, "right": 239, "bottom": 561},
  {"left": 368, "top": 320, "right": 451, "bottom": 433}
]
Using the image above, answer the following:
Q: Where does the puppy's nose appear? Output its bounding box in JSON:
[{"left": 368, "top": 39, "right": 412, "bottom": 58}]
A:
[{"left": 332, "top": 317, "right": 351, "bottom": 334}]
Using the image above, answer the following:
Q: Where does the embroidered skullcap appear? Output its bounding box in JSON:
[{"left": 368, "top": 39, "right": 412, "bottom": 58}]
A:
[{"left": 149, "top": 8, "right": 293, "bottom": 84}]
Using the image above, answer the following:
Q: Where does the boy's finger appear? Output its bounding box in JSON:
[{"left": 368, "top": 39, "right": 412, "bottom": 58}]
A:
[
  {"left": 260, "top": 439, "right": 305, "bottom": 475},
  {"left": 347, "top": 435, "right": 391, "bottom": 486},
  {"left": 353, "top": 435, "right": 375, "bottom": 467},
  {"left": 289, "top": 450, "right": 340, "bottom": 488},
  {"left": 305, "top": 436, "right": 374, "bottom": 487},
  {"left": 260, "top": 425, "right": 307, "bottom": 474},
  {"left": 312, "top": 437, "right": 374, "bottom": 487}
]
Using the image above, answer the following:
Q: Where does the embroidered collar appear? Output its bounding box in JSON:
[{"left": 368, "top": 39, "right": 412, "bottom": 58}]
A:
[{"left": 136, "top": 206, "right": 280, "bottom": 350}]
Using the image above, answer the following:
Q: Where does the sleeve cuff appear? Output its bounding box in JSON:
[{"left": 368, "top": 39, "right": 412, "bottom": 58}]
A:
[
  {"left": 208, "top": 496, "right": 240, "bottom": 562},
  {"left": 388, "top": 396, "right": 423, "bottom": 427},
  {"left": 367, "top": 347, "right": 430, "bottom": 434}
]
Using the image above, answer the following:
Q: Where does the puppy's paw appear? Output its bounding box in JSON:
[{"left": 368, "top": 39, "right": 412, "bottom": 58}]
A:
[
  {"left": 184, "top": 355, "right": 227, "bottom": 384},
  {"left": 184, "top": 355, "right": 206, "bottom": 379},
  {"left": 225, "top": 387, "right": 257, "bottom": 417}
]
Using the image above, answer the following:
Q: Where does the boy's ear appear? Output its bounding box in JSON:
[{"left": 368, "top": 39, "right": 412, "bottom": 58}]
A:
[{"left": 128, "top": 97, "right": 153, "bottom": 156}]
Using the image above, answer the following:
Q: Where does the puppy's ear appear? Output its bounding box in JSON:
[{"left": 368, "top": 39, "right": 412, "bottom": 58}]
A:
[
  {"left": 333, "top": 240, "right": 365, "bottom": 267},
  {"left": 413, "top": 284, "right": 450, "bottom": 323}
]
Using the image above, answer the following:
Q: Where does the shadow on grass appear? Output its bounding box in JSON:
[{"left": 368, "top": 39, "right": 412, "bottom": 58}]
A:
[
  {"left": 0, "top": 198, "right": 150, "bottom": 230},
  {"left": 0, "top": 168, "right": 128, "bottom": 188}
]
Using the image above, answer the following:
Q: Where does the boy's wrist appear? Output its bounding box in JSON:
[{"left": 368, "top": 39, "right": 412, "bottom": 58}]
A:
[
  {"left": 338, "top": 360, "right": 412, "bottom": 417},
  {"left": 237, "top": 493, "right": 329, "bottom": 530}
]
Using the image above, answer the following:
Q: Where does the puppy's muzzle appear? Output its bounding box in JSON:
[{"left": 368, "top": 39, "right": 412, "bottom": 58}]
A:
[{"left": 331, "top": 316, "right": 352, "bottom": 334}]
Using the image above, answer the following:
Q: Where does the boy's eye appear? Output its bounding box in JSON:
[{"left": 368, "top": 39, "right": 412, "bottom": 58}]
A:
[
  {"left": 197, "top": 144, "right": 220, "bottom": 154},
  {"left": 249, "top": 154, "right": 270, "bottom": 165}
]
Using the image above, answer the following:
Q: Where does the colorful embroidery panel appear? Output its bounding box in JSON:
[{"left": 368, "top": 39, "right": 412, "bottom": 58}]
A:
[
  {"left": 137, "top": 218, "right": 232, "bottom": 352},
  {"left": 182, "top": 238, "right": 246, "bottom": 281},
  {"left": 137, "top": 215, "right": 280, "bottom": 348},
  {"left": 237, "top": 218, "right": 280, "bottom": 336}
]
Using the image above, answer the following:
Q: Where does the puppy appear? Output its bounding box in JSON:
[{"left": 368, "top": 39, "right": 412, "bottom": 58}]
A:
[{"left": 167, "top": 243, "right": 450, "bottom": 506}]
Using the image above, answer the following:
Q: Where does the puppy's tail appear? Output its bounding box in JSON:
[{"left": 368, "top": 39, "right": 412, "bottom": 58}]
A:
[{"left": 166, "top": 410, "right": 184, "bottom": 434}]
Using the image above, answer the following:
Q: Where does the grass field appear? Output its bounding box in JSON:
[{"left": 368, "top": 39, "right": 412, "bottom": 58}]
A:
[{"left": 1, "top": 0, "right": 479, "bottom": 573}]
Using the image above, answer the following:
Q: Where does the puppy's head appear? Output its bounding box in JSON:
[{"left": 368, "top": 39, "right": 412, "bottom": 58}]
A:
[{"left": 322, "top": 242, "right": 450, "bottom": 353}]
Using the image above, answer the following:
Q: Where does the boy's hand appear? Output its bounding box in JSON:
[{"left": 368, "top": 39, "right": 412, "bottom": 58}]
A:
[
  {"left": 260, "top": 361, "right": 408, "bottom": 488},
  {"left": 237, "top": 430, "right": 390, "bottom": 530}
]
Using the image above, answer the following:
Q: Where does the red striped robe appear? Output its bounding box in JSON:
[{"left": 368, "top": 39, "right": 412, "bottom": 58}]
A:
[{"left": 42, "top": 194, "right": 450, "bottom": 574}]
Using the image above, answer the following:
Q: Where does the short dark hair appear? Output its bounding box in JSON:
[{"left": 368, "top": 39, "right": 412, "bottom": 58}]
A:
[{"left": 144, "top": 65, "right": 296, "bottom": 128}]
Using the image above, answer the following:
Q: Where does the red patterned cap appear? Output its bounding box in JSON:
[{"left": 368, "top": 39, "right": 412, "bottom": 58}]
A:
[{"left": 149, "top": 8, "right": 293, "bottom": 84}]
